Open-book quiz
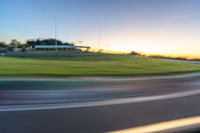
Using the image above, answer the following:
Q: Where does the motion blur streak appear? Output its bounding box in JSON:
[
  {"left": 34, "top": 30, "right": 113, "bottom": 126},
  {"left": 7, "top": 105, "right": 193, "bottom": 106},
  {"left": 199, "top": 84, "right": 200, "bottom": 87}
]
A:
[
  {"left": 109, "top": 116, "right": 200, "bottom": 133},
  {"left": 1, "top": 89, "right": 200, "bottom": 112},
  {"left": 1, "top": 73, "right": 200, "bottom": 111}
]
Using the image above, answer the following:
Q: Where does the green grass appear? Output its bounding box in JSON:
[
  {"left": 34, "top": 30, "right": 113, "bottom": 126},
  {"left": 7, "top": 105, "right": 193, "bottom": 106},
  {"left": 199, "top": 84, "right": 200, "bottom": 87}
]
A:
[{"left": 0, "top": 55, "right": 200, "bottom": 77}]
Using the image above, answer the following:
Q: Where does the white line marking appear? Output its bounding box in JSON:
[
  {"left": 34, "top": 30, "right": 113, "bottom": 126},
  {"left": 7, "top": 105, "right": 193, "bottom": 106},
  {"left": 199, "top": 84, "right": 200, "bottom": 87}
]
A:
[
  {"left": 1, "top": 89, "right": 200, "bottom": 112},
  {"left": 109, "top": 116, "right": 200, "bottom": 133}
]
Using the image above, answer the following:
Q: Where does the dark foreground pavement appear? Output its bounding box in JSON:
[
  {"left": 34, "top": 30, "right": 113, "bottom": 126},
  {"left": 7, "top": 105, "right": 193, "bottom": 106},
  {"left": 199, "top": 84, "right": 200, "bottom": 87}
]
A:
[
  {"left": 1, "top": 94, "right": 200, "bottom": 133},
  {"left": 1, "top": 74, "right": 200, "bottom": 133}
]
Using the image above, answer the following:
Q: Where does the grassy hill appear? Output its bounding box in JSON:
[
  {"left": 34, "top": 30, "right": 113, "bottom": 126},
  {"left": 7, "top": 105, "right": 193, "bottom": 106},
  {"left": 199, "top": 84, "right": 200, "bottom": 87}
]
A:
[{"left": 0, "top": 55, "right": 200, "bottom": 77}]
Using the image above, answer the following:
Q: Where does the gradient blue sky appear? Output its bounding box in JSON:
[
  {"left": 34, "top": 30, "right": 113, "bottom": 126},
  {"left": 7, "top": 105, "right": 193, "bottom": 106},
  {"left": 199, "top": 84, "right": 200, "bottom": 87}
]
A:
[{"left": 1, "top": 0, "right": 200, "bottom": 57}]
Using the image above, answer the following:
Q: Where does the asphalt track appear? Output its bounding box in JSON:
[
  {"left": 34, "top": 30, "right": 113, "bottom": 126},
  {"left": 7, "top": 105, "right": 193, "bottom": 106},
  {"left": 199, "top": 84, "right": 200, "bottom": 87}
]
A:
[{"left": 1, "top": 73, "right": 200, "bottom": 133}]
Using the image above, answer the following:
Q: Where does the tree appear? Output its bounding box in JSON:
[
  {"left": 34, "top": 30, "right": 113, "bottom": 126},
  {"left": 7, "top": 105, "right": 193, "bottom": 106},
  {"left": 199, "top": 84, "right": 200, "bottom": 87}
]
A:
[
  {"left": 0, "top": 42, "right": 7, "bottom": 48},
  {"left": 26, "top": 38, "right": 74, "bottom": 47},
  {"left": 63, "top": 42, "right": 74, "bottom": 46},
  {"left": 9, "top": 39, "right": 21, "bottom": 48},
  {"left": 26, "top": 39, "right": 36, "bottom": 47},
  {"left": 129, "top": 51, "right": 141, "bottom": 56}
]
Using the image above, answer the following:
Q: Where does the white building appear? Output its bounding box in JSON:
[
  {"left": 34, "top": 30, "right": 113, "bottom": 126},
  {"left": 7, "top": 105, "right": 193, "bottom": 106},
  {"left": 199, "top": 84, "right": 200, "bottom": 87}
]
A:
[
  {"left": 32, "top": 45, "right": 90, "bottom": 51},
  {"left": 33, "top": 45, "right": 77, "bottom": 51}
]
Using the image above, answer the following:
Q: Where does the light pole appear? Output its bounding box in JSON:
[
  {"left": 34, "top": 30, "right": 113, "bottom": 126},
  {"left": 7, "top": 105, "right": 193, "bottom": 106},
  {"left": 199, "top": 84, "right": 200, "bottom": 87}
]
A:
[
  {"left": 98, "top": 24, "right": 101, "bottom": 50},
  {"left": 55, "top": 16, "right": 57, "bottom": 52}
]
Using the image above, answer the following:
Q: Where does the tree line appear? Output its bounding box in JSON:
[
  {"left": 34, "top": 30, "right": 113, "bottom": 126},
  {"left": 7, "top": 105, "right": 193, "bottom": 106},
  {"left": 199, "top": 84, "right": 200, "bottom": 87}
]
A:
[{"left": 0, "top": 38, "right": 75, "bottom": 50}]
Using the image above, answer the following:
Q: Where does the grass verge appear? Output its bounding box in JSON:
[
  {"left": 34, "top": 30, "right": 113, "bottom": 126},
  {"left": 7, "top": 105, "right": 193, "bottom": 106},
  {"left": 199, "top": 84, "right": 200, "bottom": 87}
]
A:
[{"left": 0, "top": 55, "right": 200, "bottom": 77}]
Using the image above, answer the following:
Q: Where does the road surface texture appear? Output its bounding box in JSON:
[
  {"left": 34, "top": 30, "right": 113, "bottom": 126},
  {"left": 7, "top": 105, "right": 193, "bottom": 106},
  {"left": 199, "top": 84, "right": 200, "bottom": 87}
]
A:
[{"left": 1, "top": 73, "right": 200, "bottom": 132}]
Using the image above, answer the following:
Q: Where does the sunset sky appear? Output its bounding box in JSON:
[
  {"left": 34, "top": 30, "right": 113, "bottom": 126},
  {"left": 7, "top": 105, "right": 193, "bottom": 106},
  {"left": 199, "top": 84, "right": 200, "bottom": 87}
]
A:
[{"left": 1, "top": 0, "right": 200, "bottom": 58}]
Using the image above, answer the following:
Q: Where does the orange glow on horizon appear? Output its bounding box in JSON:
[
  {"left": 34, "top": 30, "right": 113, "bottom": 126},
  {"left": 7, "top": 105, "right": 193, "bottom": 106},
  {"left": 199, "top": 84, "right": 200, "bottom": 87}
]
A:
[{"left": 87, "top": 47, "right": 200, "bottom": 60}]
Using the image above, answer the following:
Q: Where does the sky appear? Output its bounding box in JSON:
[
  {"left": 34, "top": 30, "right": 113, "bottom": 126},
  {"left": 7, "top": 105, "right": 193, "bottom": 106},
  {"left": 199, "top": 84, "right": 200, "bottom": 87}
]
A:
[{"left": 1, "top": 0, "right": 200, "bottom": 58}]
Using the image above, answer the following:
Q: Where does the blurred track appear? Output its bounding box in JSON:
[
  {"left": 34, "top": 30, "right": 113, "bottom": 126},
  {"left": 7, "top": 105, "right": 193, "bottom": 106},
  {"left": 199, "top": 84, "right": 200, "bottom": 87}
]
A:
[
  {"left": 1, "top": 73, "right": 200, "bottom": 105},
  {"left": 1, "top": 73, "right": 200, "bottom": 132}
]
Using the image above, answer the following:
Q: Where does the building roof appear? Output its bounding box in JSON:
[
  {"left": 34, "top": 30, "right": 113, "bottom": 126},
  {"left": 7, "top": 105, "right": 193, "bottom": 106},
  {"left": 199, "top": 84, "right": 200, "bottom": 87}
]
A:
[{"left": 34, "top": 45, "right": 76, "bottom": 49}]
